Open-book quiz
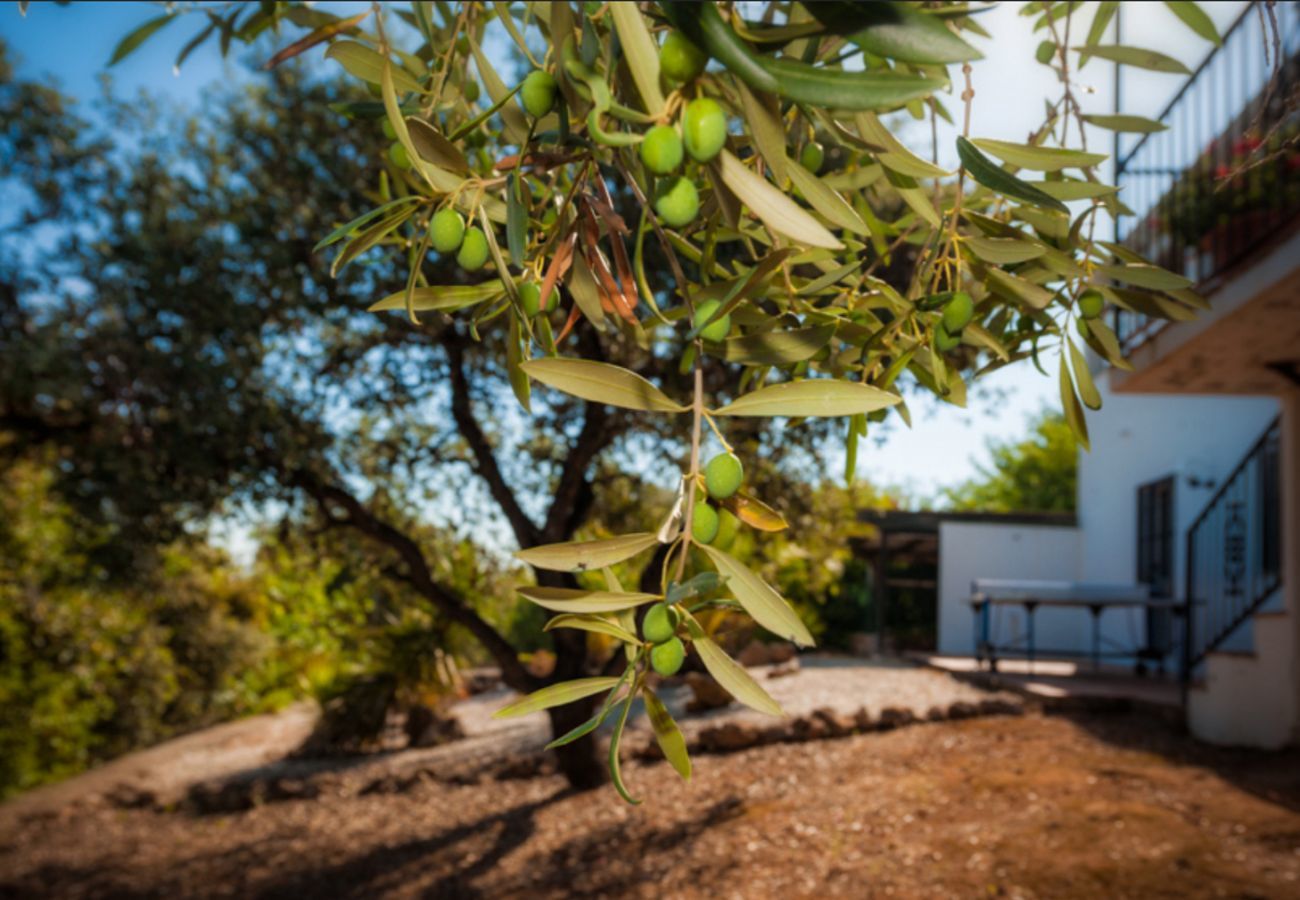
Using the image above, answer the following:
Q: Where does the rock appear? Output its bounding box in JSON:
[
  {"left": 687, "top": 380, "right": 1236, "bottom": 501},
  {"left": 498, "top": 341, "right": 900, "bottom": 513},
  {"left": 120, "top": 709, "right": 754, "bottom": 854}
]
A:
[
  {"left": 104, "top": 784, "right": 157, "bottom": 810},
  {"left": 877, "top": 707, "right": 916, "bottom": 731},
  {"left": 792, "top": 715, "right": 828, "bottom": 742},
  {"left": 698, "top": 722, "right": 762, "bottom": 753},
  {"left": 947, "top": 701, "right": 979, "bottom": 720},
  {"left": 737, "top": 640, "right": 772, "bottom": 667},
  {"left": 737, "top": 640, "right": 798, "bottom": 667},
  {"left": 404, "top": 704, "right": 465, "bottom": 748},
  {"left": 767, "top": 642, "right": 797, "bottom": 664},
  {"left": 978, "top": 697, "right": 1023, "bottom": 717},
  {"left": 759, "top": 721, "right": 795, "bottom": 744},
  {"left": 812, "top": 707, "right": 854, "bottom": 737},
  {"left": 926, "top": 705, "right": 949, "bottom": 722},
  {"left": 685, "top": 672, "right": 733, "bottom": 712},
  {"left": 267, "top": 777, "right": 319, "bottom": 802},
  {"left": 767, "top": 658, "right": 801, "bottom": 679}
]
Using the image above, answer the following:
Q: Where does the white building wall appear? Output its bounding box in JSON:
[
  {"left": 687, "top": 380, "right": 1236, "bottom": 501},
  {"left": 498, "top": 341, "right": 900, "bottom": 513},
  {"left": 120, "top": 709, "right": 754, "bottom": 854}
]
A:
[
  {"left": 936, "top": 521, "right": 1080, "bottom": 656},
  {"left": 1078, "top": 370, "right": 1280, "bottom": 664},
  {"left": 934, "top": 373, "right": 1278, "bottom": 664}
]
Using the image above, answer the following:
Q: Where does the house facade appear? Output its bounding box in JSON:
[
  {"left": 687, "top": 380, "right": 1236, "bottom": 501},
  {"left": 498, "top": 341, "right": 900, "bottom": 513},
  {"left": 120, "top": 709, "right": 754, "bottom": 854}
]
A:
[{"left": 932, "top": 1, "right": 1300, "bottom": 748}]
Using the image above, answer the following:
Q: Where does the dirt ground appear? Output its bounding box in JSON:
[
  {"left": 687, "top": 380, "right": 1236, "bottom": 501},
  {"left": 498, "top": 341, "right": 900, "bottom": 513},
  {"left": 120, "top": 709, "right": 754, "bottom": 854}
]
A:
[{"left": 2, "top": 711, "right": 1298, "bottom": 899}]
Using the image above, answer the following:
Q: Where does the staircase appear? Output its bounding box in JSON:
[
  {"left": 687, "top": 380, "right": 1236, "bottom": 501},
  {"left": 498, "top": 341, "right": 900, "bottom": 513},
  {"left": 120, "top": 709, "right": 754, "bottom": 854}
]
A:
[{"left": 1183, "top": 417, "right": 1293, "bottom": 748}]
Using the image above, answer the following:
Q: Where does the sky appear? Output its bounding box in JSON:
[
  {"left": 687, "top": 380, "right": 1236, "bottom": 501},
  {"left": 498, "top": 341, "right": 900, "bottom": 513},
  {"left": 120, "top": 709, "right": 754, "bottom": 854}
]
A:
[{"left": 0, "top": 0, "right": 1249, "bottom": 511}]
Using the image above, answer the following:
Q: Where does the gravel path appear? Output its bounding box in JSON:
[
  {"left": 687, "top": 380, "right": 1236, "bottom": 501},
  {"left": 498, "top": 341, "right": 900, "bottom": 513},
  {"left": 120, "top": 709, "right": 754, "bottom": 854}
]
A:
[{"left": 0, "top": 655, "right": 1021, "bottom": 826}]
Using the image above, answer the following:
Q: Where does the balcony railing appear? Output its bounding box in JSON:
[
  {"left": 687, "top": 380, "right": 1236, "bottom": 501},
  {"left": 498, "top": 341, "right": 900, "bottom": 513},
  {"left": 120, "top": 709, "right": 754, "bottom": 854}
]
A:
[{"left": 1114, "top": 1, "right": 1300, "bottom": 353}]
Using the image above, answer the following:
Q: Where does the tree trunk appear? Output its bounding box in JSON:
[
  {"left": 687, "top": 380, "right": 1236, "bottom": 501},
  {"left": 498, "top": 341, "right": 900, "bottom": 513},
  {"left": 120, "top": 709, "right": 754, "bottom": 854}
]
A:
[{"left": 546, "top": 695, "right": 607, "bottom": 790}]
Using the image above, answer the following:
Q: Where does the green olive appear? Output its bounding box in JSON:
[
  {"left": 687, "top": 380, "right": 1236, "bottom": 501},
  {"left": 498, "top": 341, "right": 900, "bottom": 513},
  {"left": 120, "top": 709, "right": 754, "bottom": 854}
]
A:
[
  {"left": 640, "top": 125, "right": 684, "bottom": 175},
  {"left": 941, "top": 291, "right": 974, "bottom": 334},
  {"left": 800, "top": 141, "right": 825, "bottom": 173},
  {"left": 935, "top": 323, "right": 962, "bottom": 352},
  {"left": 704, "top": 452, "right": 743, "bottom": 500},
  {"left": 456, "top": 35, "right": 470, "bottom": 54},
  {"left": 518, "top": 282, "right": 542, "bottom": 318},
  {"left": 714, "top": 508, "right": 741, "bottom": 551},
  {"left": 692, "top": 501, "right": 719, "bottom": 544},
  {"left": 654, "top": 176, "right": 699, "bottom": 228},
  {"left": 430, "top": 208, "right": 466, "bottom": 254},
  {"left": 1078, "top": 289, "right": 1104, "bottom": 320},
  {"left": 463, "top": 79, "right": 480, "bottom": 103},
  {"left": 692, "top": 299, "right": 731, "bottom": 343},
  {"left": 682, "top": 97, "right": 726, "bottom": 163},
  {"left": 519, "top": 70, "right": 557, "bottom": 119},
  {"left": 642, "top": 603, "right": 680, "bottom": 644},
  {"left": 650, "top": 637, "right": 686, "bottom": 676},
  {"left": 659, "top": 30, "right": 708, "bottom": 83},
  {"left": 388, "top": 142, "right": 412, "bottom": 170},
  {"left": 457, "top": 227, "right": 489, "bottom": 271},
  {"left": 382, "top": 118, "right": 397, "bottom": 140}
]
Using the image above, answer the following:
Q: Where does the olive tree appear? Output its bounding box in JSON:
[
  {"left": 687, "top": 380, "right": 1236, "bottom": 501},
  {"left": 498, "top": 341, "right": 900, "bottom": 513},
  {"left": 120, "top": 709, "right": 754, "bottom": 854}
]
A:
[{"left": 64, "top": 0, "right": 1220, "bottom": 801}]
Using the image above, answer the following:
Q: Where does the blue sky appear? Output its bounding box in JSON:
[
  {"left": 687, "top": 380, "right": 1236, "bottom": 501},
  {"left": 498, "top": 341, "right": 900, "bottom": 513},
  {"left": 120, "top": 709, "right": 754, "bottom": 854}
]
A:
[{"left": 0, "top": 1, "right": 1248, "bottom": 507}]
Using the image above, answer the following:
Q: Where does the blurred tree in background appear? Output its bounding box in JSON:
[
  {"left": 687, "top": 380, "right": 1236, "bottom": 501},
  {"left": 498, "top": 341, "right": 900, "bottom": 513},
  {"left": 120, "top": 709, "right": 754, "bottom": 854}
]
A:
[
  {"left": 943, "top": 410, "right": 1077, "bottom": 513},
  {"left": 0, "top": 38, "right": 839, "bottom": 790}
]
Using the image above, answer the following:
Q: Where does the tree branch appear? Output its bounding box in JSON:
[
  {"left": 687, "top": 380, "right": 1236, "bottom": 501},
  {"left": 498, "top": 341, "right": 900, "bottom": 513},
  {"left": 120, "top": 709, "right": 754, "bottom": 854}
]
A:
[
  {"left": 446, "top": 334, "right": 543, "bottom": 548},
  {"left": 286, "top": 465, "right": 536, "bottom": 693}
]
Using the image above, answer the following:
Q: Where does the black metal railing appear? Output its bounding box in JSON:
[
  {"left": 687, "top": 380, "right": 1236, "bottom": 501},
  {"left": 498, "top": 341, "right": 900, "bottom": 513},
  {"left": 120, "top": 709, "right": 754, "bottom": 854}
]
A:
[
  {"left": 1114, "top": 1, "right": 1300, "bottom": 353},
  {"left": 1182, "top": 416, "right": 1283, "bottom": 680}
]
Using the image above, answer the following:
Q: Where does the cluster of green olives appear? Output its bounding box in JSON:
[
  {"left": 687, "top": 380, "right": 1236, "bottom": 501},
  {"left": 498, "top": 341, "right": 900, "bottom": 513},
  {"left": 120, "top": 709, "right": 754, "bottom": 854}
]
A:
[
  {"left": 691, "top": 452, "right": 744, "bottom": 550},
  {"left": 637, "top": 31, "right": 727, "bottom": 230},
  {"left": 430, "top": 208, "right": 489, "bottom": 271},
  {"left": 641, "top": 602, "right": 686, "bottom": 676},
  {"left": 934, "top": 290, "right": 974, "bottom": 352}
]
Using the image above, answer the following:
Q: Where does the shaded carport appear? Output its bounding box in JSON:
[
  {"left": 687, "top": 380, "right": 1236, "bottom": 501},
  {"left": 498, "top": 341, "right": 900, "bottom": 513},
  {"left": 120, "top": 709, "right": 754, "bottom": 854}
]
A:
[{"left": 852, "top": 510, "right": 1078, "bottom": 654}]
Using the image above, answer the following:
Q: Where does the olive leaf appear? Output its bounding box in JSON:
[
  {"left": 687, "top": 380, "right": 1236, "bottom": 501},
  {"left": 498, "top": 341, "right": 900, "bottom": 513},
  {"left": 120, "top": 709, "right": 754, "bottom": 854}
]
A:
[
  {"left": 644, "top": 688, "right": 691, "bottom": 781},
  {"left": 786, "top": 160, "right": 870, "bottom": 236},
  {"left": 1081, "top": 113, "right": 1168, "bottom": 133},
  {"left": 807, "top": 1, "right": 983, "bottom": 64},
  {"left": 699, "top": 545, "right": 814, "bottom": 646},
  {"left": 964, "top": 236, "right": 1046, "bottom": 265},
  {"left": 543, "top": 614, "right": 641, "bottom": 644},
  {"left": 609, "top": 2, "right": 665, "bottom": 115},
  {"left": 718, "top": 151, "right": 844, "bottom": 250},
  {"left": 956, "top": 137, "right": 1069, "bottom": 214},
  {"left": 325, "top": 41, "right": 423, "bottom": 93},
  {"left": 713, "top": 379, "right": 901, "bottom": 417},
  {"left": 493, "top": 676, "right": 622, "bottom": 719},
  {"left": 721, "top": 325, "right": 837, "bottom": 366},
  {"left": 516, "top": 532, "right": 661, "bottom": 571},
  {"left": 1059, "top": 352, "right": 1091, "bottom": 451},
  {"left": 517, "top": 586, "right": 661, "bottom": 613},
  {"left": 521, "top": 359, "right": 687, "bottom": 412},
  {"left": 686, "top": 623, "right": 784, "bottom": 717},
  {"left": 369, "top": 281, "right": 505, "bottom": 312},
  {"left": 971, "top": 139, "right": 1107, "bottom": 172},
  {"left": 1072, "top": 44, "right": 1191, "bottom": 74}
]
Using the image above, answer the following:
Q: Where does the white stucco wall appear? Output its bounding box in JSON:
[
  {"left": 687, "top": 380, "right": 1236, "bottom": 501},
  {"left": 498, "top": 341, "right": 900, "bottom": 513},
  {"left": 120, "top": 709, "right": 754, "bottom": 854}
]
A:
[
  {"left": 1078, "top": 369, "right": 1280, "bottom": 603},
  {"left": 936, "top": 521, "right": 1080, "bottom": 656},
  {"left": 1079, "top": 371, "right": 1280, "bottom": 663},
  {"left": 935, "top": 373, "right": 1279, "bottom": 664}
]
